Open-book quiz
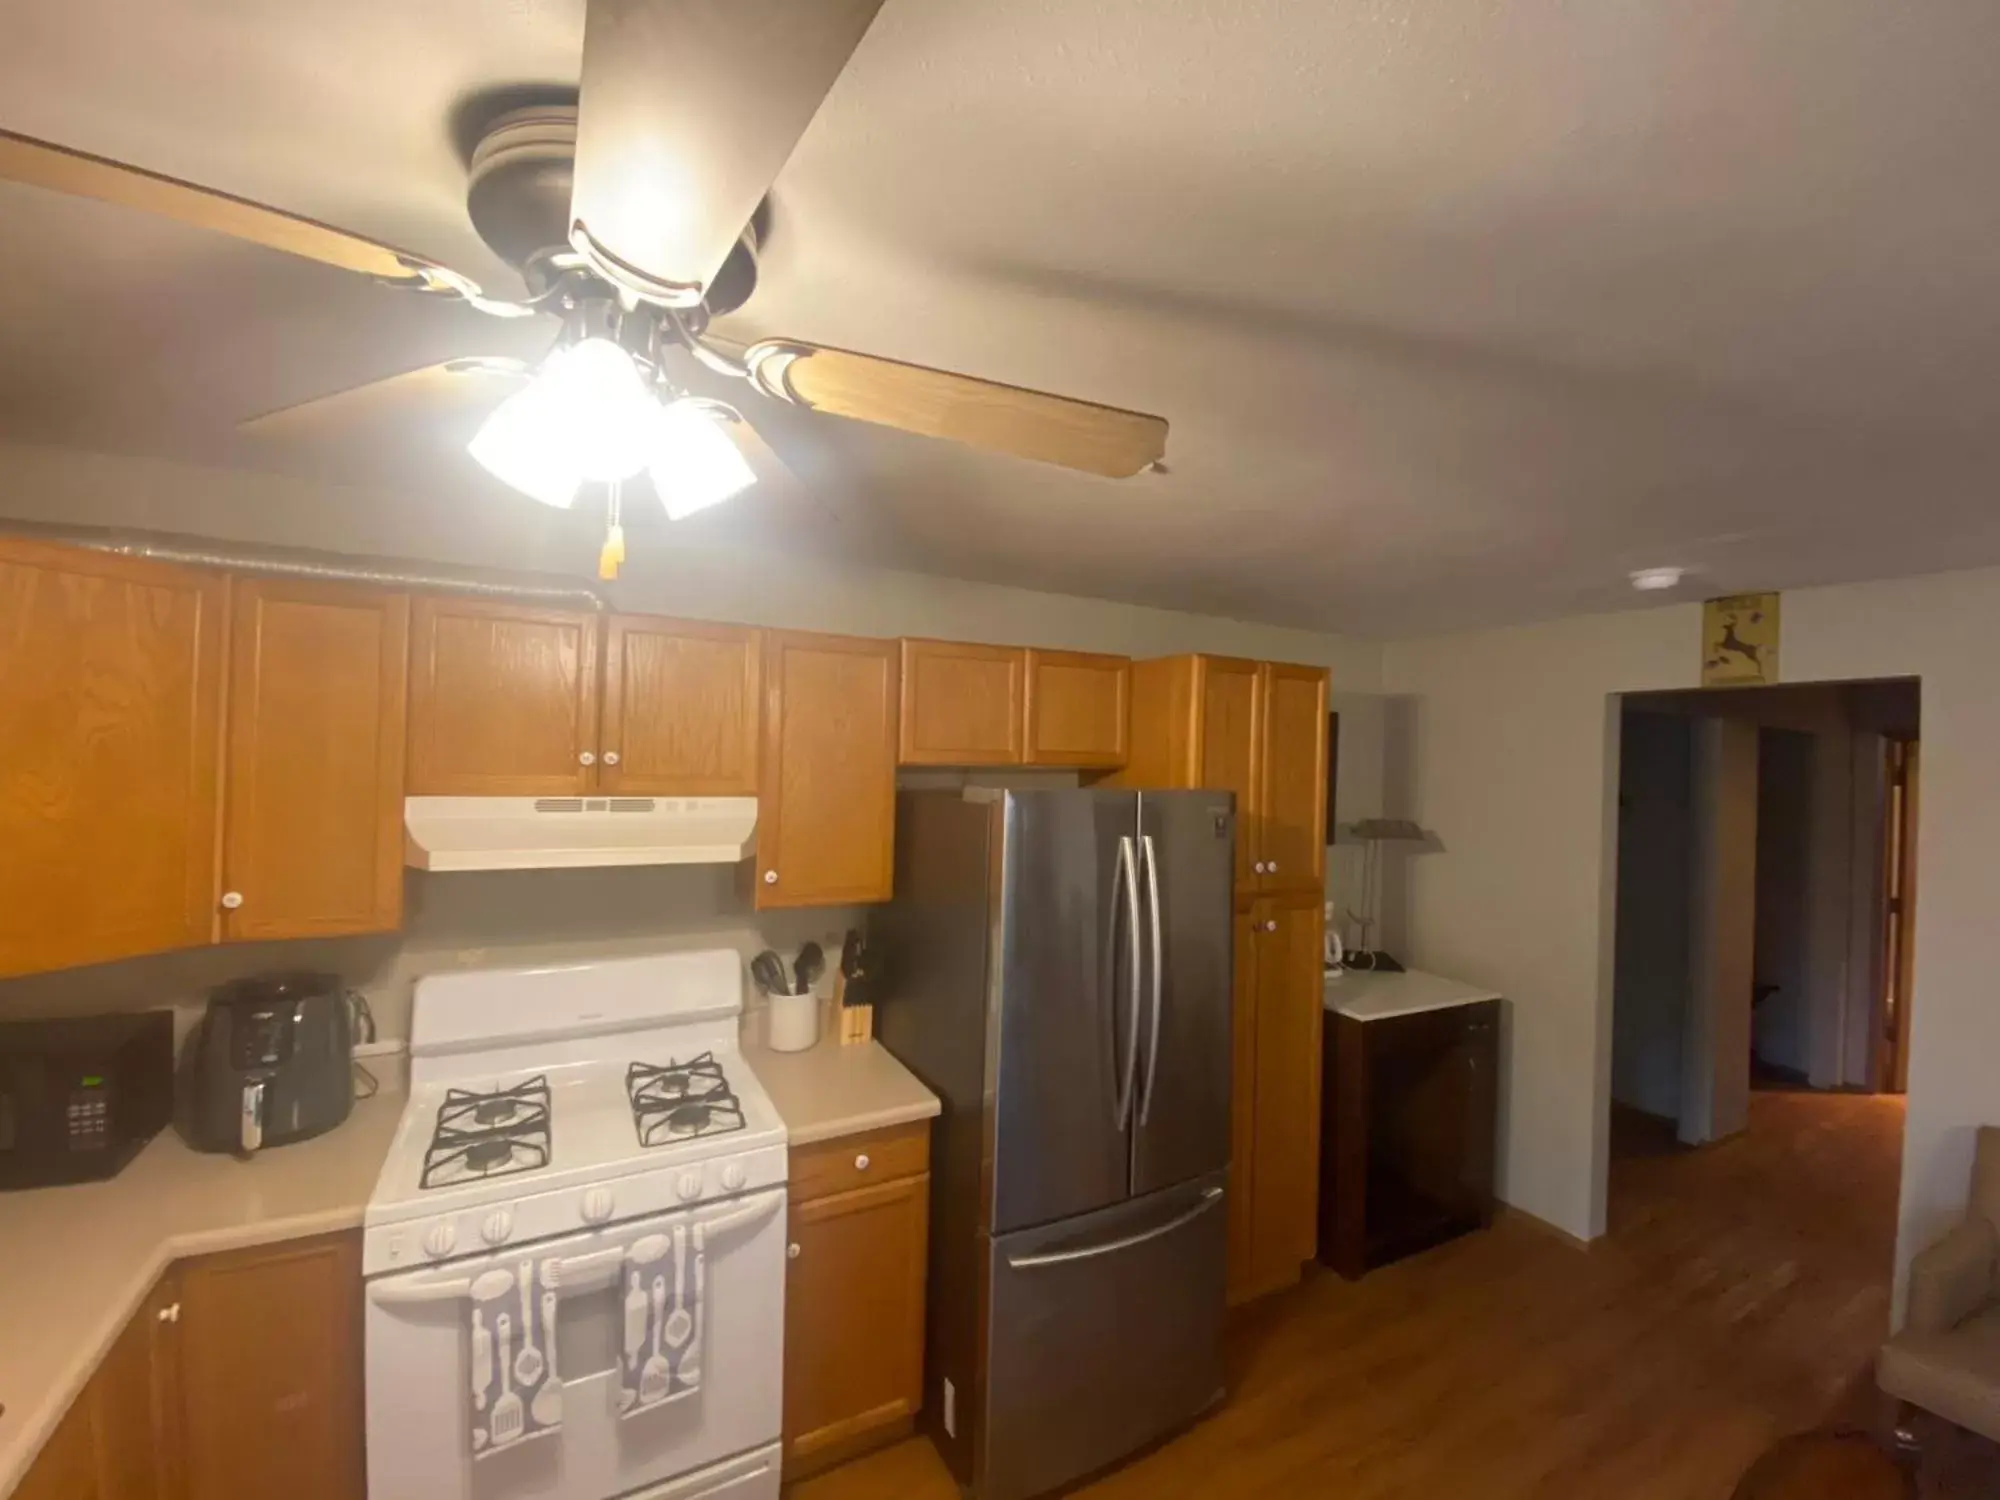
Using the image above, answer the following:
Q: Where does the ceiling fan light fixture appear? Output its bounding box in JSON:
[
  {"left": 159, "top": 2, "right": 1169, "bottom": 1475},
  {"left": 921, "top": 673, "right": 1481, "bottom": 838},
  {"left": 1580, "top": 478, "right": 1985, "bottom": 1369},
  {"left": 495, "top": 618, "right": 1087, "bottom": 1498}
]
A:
[
  {"left": 467, "top": 382, "right": 583, "bottom": 509},
  {"left": 649, "top": 400, "right": 757, "bottom": 521}
]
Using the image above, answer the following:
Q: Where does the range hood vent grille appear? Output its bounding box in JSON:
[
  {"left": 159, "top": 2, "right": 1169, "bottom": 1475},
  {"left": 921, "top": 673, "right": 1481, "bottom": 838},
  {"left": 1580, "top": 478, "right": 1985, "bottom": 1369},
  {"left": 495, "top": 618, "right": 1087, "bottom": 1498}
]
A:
[{"left": 531, "top": 797, "right": 661, "bottom": 814}]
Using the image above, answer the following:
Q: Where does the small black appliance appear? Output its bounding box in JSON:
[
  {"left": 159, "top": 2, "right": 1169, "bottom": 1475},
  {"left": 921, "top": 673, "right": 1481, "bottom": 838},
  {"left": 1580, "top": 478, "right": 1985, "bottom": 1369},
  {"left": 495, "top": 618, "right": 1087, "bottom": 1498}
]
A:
[
  {"left": 181, "top": 974, "right": 353, "bottom": 1156},
  {"left": 0, "top": 1011, "right": 175, "bottom": 1189}
]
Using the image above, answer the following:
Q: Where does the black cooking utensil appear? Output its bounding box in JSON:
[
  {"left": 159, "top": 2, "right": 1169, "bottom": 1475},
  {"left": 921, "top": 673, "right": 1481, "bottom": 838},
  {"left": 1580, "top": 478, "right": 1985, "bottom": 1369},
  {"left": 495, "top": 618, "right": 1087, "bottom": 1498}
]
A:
[
  {"left": 750, "top": 949, "right": 790, "bottom": 996},
  {"left": 793, "top": 941, "right": 825, "bottom": 995}
]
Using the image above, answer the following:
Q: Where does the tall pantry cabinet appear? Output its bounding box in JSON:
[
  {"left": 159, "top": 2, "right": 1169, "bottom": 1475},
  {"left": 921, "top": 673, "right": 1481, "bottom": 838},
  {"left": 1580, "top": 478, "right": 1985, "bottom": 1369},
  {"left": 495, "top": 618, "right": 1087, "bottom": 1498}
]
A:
[{"left": 1120, "top": 654, "right": 1329, "bottom": 1303}]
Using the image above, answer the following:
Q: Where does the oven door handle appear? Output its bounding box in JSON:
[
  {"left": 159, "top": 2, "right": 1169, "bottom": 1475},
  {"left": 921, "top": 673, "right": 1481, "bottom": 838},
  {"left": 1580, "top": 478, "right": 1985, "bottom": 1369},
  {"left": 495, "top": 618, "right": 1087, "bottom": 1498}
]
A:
[{"left": 368, "top": 1276, "right": 474, "bottom": 1307}]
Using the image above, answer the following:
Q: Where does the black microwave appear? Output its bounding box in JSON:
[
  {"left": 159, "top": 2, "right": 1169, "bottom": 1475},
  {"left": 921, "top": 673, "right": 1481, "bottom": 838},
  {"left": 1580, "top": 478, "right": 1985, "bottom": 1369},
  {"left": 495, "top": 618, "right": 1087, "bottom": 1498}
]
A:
[{"left": 0, "top": 1011, "right": 175, "bottom": 1189}]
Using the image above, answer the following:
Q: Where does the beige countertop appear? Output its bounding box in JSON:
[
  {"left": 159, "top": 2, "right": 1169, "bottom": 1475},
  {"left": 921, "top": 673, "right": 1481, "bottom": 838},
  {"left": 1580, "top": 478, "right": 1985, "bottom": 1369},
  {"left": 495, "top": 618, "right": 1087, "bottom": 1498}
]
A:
[
  {"left": 1324, "top": 967, "right": 1503, "bottom": 1022},
  {"left": 743, "top": 1032, "right": 941, "bottom": 1147},
  {"left": 0, "top": 1091, "right": 403, "bottom": 1499}
]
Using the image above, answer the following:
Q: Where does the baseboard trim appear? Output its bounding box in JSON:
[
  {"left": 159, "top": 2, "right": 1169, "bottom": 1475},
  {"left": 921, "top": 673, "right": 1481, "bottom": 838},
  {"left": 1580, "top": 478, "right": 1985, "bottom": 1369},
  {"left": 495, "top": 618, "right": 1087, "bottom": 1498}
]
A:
[{"left": 1498, "top": 1204, "right": 1594, "bottom": 1252}]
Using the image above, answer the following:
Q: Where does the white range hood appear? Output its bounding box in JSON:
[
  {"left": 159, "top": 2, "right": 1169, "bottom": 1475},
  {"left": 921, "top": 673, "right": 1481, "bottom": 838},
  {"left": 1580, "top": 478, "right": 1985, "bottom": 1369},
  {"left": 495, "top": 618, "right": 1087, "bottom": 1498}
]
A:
[{"left": 404, "top": 796, "right": 757, "bottom": 872}]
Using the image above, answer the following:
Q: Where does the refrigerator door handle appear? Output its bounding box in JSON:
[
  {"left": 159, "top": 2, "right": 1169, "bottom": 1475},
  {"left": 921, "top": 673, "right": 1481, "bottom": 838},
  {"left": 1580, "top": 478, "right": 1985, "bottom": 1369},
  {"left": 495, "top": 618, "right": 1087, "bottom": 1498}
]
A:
[
  {"left": 1138, "top": 832, "right": 1165, "bottom": 1126},
  {"left": 1004, "top": 1186, "right": 1224, "bottom": 1270},
  {"left": 1114, "top": 834, "right": 1143, "bottom": 1131}
]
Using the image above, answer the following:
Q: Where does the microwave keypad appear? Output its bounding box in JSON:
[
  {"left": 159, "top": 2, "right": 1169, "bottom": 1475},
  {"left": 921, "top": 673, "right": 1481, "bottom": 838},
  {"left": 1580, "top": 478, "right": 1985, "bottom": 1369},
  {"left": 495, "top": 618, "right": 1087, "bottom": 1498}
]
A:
[{"left": 67, "top": 1085, "right": 108, "bottom": 1151}]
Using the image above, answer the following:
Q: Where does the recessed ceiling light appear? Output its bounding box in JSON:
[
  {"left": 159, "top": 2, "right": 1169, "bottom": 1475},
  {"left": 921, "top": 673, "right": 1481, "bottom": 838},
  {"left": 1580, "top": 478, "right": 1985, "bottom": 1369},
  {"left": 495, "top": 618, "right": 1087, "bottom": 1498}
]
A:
[{"left": 1629, "top": 567, "right": 1686, "bottom": 592}]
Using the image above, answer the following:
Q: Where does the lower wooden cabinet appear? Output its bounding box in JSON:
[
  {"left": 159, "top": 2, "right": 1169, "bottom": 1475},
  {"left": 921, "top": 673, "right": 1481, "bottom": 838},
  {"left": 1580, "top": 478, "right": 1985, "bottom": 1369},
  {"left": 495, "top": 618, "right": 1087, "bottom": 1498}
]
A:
[
  {"left": 13, "top": 1232, "right": 362, "bottom": 1500},
  {"left": 783, "top": 1122, "right": 931, "bottom": 1479},
  {"left": 1228, "top": 895, "right": 1326, "bottom": 1304}
]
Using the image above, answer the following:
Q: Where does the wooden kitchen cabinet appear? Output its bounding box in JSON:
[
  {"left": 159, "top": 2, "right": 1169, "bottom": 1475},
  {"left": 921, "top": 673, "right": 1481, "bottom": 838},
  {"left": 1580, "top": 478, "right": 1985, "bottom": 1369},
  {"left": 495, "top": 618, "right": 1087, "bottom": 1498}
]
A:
[
  {"left": 177, "top": 1232, "right": 365, "bottom": 1500},
  {"left": 757, "top": 630, "right": 899, "bottom": 908},
  {"left": 784, "top": 1123, "right": 931, "bottom": 1479},
  {"left": 601, "top": 614, "right": 761, "bottom": 795},
  {"left": 0, "top": 538, "right": 226, "bottom": 979},
  {"left": 898, "top": 638, "right": 1025, "bottom": 766},
  {"left": 222, "top": 578, "right": 410, "bottom": 941},
  {"left": 1021, "top": 647, "right": 1130, "bottom": 767},
  {"left": 1241, "top": 895, "right": 1325, "bottom": 1298},
  {"left": 1119, "top": 653, "right": 1327, "bottom": 902},
  {"left": 91, "top": 1274, "right": 184, "bottom": 1500},
  {"left": 406, "top": 595, "right": 601, "bottom": 796}
]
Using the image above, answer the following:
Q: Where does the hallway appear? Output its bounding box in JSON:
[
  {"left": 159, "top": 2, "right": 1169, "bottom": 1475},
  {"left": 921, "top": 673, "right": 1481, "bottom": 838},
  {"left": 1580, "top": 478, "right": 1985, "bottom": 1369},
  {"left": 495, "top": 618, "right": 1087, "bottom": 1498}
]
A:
[{"left": 796, "top": 1090, "right": 1911, "bottom": 1499}]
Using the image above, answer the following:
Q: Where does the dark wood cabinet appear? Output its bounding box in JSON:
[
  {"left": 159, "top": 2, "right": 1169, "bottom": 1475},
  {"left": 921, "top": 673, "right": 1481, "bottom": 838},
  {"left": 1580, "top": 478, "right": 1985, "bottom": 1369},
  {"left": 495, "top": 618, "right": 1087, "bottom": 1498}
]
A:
[{"left": 1320, "top": 998, "right": 1500, "bottom": 1278}]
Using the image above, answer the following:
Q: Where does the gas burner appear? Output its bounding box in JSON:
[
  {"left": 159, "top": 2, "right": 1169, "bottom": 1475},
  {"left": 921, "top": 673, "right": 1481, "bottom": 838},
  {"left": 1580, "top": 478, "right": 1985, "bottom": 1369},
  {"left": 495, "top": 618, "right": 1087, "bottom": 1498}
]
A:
[
  {"left": 421, "top": 1076, "right": 552, "bottom": 1190},
  {"left": 628, "top": 1056, "right": 746, "bottom": 1148}
]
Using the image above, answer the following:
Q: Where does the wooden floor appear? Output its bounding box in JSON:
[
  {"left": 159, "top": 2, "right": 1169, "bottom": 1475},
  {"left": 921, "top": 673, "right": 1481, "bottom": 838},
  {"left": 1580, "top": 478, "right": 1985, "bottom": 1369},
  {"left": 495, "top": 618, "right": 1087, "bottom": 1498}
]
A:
[{"left": 792, "top": 1089, "right": 1920, "bottom": 1500}]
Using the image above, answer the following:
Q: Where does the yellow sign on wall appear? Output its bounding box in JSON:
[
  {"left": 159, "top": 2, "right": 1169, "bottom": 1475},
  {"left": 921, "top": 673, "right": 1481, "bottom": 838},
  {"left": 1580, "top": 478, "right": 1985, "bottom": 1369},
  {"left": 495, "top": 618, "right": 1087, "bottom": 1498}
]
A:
[{"left": 1703, "top": 593, "right": 1780, "bottom": 686}]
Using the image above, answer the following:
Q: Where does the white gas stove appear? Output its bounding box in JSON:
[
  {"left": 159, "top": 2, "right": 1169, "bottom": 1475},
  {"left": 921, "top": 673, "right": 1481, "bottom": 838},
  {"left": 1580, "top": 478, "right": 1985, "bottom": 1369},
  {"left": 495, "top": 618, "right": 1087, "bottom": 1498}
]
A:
[{"left": 363, "top": 950, "right": 789, "bottom": 1500}]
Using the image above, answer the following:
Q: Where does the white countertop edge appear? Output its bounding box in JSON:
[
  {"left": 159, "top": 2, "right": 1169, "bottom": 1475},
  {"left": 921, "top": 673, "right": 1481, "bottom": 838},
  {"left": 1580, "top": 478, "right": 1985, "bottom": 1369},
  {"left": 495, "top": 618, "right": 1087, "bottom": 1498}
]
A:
[
  {"left": 782, "top": 1096, "right": 942, "bottom": 1148},
  {"left": 1323, "top": 968, "right": 1503, "bottom": 1022}
]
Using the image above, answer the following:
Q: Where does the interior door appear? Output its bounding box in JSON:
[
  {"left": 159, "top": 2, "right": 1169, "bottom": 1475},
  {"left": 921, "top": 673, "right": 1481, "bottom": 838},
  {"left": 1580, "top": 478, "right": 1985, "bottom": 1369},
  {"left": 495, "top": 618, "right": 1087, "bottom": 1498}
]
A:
[
  {"left": 406, "top": 597, "right": 601, "bottom": 796},
  {"left": 600, "top": 614, "right": 760, "bottom": 795},
  {"left": 1193, "top": 656, "right": 1262, "bottom": 896},
  {"left": 990, "top": 791, "right": 1138, "bottom": 1234},
  {"left": 0, "top": 538, "right": 225, "bottom": 978},
  {"left": 222, "top": 578, "right": 409, "bottom": 941},
  {"left": 1131, "top": 792, "right": 1236, "bottom": 1199},
  {"left": 1256, "top": 662, "right": 1329, "bottom": 896}
]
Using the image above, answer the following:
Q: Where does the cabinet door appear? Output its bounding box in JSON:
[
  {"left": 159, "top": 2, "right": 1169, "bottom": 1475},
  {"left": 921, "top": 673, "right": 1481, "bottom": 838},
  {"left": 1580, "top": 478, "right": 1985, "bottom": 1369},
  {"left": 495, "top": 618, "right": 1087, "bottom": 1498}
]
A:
[
  {"left": 898, "top": 639, "right": 1024, "bottom": 766},
  {"left": 1248, "top": 897, "right": 1324, "bottom": 1288},
  {"left": 784, "top": 1174, "right": 930, "bottom": 1477},
  {"left": 12, "top": 1392, "right": 99, "bottom": 1500},
  {"left": 0, "top": 539, "right": 225, "bottom": 978},
  {"left": 222, "top": 579, "right": 409, "bottom": 941},
  {"left": 94, "top": 1275, "right": 184, "bottom": 1500},
  {"left": 177, "top": 1233, "right": 364, "bottom": 1500},
  {"left": 1225, "top": 905, "right": 1260, "bottom": 1304},
  {"left": 1194, "top": 656, "right": 1264, "bottom": 899},
  {"left": 407, "top": 597, "right": 600, "bottom": 795},
  {"left": 601, "top": 615, "right": 759, "bottom": 794},
  {"left": 1255, "top": 662, "right": 1328, "bottom": 896},
  {"left": 1022, "top": 648, "right": 1130, "bottom": 768},
  {"left": 757, "top": 631, "right": 898, "bottom": 908}
]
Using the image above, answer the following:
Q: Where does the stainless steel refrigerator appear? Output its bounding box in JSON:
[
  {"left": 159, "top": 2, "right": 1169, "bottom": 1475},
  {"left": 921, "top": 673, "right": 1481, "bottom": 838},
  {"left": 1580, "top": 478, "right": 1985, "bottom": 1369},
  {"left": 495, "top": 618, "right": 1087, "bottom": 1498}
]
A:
[{"left": 876, "top": 787, "right": 1235, "bottom": 1500}]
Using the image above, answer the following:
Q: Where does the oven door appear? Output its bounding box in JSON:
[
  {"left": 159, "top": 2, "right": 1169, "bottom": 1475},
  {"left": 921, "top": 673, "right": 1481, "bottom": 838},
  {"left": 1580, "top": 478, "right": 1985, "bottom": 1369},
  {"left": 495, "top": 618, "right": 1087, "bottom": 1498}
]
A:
[{"left": 364, "top": 1189, "right": 786, "bottom": 1500}]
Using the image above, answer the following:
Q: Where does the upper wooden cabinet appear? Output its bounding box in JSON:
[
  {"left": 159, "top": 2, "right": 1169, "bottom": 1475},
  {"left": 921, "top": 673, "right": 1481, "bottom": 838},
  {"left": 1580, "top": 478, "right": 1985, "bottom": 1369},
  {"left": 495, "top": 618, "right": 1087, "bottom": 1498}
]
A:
[
  {"left": 602, "top": 615, "right": 761, "bottom": 795},
  {"left": 1022, "top": 648, "right": 1130, "bottom": 768},
  {"left": 898, "top": 638, "right": 1025, "bottom": 766},
  {"left": 758, "top": 630, "right": 899, "bottom": 908},
  {"left": 0, "top": 539, "right": 225, "bottom": 979},
  {"left": 1120, "top": 654, "right": 1328, "bottom": 902},
  {"left": 222, "top": 578, "right": 409, "bottom": 941},
  {"left": 407, "top": 597, "right": 601, "bottom": 796}
]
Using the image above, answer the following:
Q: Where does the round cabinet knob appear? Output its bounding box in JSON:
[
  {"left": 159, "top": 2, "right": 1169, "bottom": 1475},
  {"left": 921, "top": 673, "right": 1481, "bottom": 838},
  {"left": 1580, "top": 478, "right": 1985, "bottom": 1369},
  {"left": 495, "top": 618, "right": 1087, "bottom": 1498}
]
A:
[
  {"left": 219, "top": 891, "right": 244, "bottom": 911},
  {"left": 763, "top": 870, "right": 778, "bottom": 886},
  {"left": 787, "top": 1243, "right": 801, "bottom": 1260},
  {"left": 854, "top": 1153, "right": 871, "bottom": 1172},
  {"left": 578, "top": 751, "right": 596, "bottom": 766},
  {"left": 603, "top": 751, "right": 621, "bottom": 766},
  {"left": 581, "top": 1187, "right": 615, "bottom": 1225},
  {"left": 422, "top": 1222, "right": 458, "bottom": 1260},
  {"left": 677, "top": 1171, "right": 703, "bottom": 1201},
  {"left": 1264, "top": 920, "right": 1278, "bottom": 933},
  {"left": 720, "top": 1162, "right": 746, "bottom": 1192},
  {"left": 1267, "top": 861, "right": 1279, "bottom": 873},
  {"left": 481, "top": 1209, "right": 515, "bottom": 1246},
  {"left": 1252, "top": 861, "right": 1265, "bottom": 875}
]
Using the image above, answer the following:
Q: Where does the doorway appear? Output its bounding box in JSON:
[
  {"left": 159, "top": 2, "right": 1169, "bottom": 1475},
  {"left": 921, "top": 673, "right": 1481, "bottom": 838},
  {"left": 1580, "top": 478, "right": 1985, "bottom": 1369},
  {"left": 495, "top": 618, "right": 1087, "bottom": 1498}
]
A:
[{"left": 1607, "top": 679, "right": 1919, "bottom": 1162}]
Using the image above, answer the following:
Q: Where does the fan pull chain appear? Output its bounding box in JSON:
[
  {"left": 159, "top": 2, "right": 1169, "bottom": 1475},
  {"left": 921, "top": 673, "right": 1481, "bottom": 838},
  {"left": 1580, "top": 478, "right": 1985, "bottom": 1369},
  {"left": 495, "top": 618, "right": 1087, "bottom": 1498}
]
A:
[{"left": 599, "top": 481, "right": 626, "bottom": 581}]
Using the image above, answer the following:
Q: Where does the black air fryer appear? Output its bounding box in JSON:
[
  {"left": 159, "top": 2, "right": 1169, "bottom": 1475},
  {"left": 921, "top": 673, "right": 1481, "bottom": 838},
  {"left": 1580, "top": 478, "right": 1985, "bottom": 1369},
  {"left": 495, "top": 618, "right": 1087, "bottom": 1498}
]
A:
[{"left": 181, "top": 974, "right": 353, "bottom": 1156}]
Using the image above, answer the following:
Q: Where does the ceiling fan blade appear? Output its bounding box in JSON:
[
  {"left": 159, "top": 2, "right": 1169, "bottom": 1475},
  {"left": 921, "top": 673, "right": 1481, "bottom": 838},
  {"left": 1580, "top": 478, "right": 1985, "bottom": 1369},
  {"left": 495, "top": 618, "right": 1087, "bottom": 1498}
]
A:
[
  {"left": 0, "top": 128, "right": 488, "bottom": 293},
  {"left": 569, "top": 0, "right": 884, "bottom": 307},
  {"left": 710, "top": 405, "right": 802, "bottom": 491},
  {"left": 239, "top": 358, "right": 530, "bottom": 439},
  {"left": 742, "top": 342, "right": 1169, "bottom": 479}
]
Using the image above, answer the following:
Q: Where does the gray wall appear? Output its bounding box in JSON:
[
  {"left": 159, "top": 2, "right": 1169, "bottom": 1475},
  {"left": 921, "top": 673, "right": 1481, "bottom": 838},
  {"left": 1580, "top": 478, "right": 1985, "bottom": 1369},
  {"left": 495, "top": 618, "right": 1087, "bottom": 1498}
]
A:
[
  {"left": 1753, "top": 729, "right": 1814, "bottom": 1075},
  {"left": 1610, "top": 712, "right": 1693, "bottom": 1121}
]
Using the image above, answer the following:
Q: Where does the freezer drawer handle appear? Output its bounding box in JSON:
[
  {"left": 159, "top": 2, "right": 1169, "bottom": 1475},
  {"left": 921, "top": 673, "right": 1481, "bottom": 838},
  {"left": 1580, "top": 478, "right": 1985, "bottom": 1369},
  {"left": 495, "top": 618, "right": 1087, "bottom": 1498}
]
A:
[
  {"left": 1003, "top": 1186, "right": 1223, "bottom": 1271},
  {"left": 1138, "top": 833, "right": 1164, "bottom": 1127}
]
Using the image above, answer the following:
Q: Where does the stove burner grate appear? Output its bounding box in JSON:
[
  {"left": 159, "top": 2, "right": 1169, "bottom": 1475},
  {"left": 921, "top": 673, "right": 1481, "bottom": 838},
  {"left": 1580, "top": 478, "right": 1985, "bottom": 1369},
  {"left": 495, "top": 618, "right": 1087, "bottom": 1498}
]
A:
[
  {"left": 627, "top": 1055, "right": 746, "bottom": 1148},
  {"left": 420, "top": 1076, "right": 552, "bottom": 1190}
]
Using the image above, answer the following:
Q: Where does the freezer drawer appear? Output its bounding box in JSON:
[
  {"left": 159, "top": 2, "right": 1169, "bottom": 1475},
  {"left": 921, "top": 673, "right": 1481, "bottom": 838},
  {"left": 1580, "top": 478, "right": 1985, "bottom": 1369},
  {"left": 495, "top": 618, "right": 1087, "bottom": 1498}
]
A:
[{"left": 980, "top": 1174, "right": 1227, "bottom": 1500}]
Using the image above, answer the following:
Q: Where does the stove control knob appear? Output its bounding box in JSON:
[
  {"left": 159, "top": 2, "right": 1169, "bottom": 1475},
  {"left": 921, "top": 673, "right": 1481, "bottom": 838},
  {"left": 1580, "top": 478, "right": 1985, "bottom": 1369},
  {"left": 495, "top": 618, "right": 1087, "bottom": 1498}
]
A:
[
  {"left": 677, "top": 1171, "right": 703, "bottom": 1202},
  {"left": 581, "top": 1187, "right": 616, "bottom": 1225},
  {"left": 720, "top": 1162, "right": 746, "bottom": 1192},
  {"left": 481, "top": 1209, "right": 515, "bottom": 1246},
  {"left": 422, "top": 1222, "right": 458, "bottom": 1260}
]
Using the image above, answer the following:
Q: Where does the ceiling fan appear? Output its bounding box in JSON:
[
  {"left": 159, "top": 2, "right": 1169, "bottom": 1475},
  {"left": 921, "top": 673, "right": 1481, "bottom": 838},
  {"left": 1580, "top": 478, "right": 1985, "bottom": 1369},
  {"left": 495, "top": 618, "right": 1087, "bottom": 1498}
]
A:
[{"left": 0, "top": 0, "right": 1169, "bottom": 574}]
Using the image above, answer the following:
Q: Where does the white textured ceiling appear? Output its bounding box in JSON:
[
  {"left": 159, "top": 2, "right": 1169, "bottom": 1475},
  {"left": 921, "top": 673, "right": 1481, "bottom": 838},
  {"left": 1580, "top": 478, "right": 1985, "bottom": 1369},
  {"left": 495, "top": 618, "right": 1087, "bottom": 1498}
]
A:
[{"left": 2, "top": 1, "right": 1999, "bottom": 636}]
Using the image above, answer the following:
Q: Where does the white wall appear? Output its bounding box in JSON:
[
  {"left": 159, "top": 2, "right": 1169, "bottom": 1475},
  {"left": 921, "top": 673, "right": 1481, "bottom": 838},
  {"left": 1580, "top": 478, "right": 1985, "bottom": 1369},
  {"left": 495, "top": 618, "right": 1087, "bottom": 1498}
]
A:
[
  {"left": 1382, "top": 565, "right": 2000, "bottom": 1321},
  {"left": 1753, "top": 729, "right": 1813, "bottom": 1076},
  {"left": 1610, "top": 712, "right": 1693, "bottom": 1121},
  {"left": 1681, "top": 717, "right": 1757, "bottom": 1146}
]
